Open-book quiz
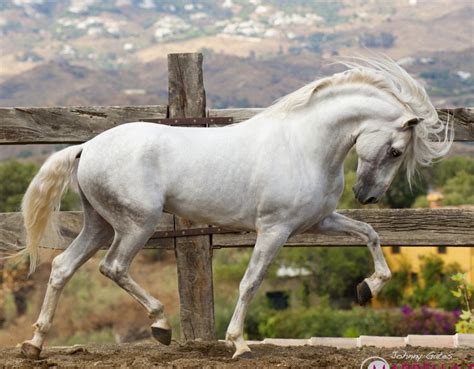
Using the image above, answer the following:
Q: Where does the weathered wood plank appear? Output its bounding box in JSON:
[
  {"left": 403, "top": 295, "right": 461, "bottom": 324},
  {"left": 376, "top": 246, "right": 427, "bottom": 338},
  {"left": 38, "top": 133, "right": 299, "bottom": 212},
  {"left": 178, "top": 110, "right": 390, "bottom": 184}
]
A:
[
  {"left": 212, "top": 208, "right": 474, "bottom": 247},
  {"left": 0, "top": 212, "right": 174, "bottom": 251},
  {"left": 0, "top": 105, "right": 167, "bottom": 144},
  {"left": 1, "top": 208, "right": 471, "bottom": 252},
  {"left": 0, "top": 106, "right": 471, "bottom": 143},
  {"left": 208, "top": 107, "right": 474, "bottom": 141},
  {"left": 168, "top": 52, "right": 216, "bottom": 341},
  {"left": 207, "top": 108, "right": 264, "bottom": 124},
  {"left": 438, "top": 108, "right": 474, "bottom": 141}
]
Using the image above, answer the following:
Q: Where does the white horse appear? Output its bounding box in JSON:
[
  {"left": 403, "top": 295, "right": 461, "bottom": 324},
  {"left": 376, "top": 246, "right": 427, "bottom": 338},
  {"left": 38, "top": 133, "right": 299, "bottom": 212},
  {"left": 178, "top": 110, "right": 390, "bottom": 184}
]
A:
[{"left": 18, "top": 57, "right": 451, "bottom": 359}]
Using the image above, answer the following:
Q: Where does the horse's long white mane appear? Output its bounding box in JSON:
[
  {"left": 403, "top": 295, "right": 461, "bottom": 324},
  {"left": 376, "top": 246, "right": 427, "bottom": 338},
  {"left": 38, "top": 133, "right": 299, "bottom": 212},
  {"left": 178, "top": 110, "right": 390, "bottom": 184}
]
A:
[{"left": 259, "top": 55, "right": 453, "bottom": 184}]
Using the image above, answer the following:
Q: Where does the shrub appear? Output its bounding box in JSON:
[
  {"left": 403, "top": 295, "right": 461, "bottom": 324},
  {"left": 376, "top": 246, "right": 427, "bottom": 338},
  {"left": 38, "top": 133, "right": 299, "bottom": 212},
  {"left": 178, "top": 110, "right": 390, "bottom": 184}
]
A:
[
  {"left": 451, "top": 273, "right": 474, "bottom": 333},
  {"left": 394, "top": 305, "right": 459, "bottom": 335},
  {"left": 246, "top": 304, "right": 458, "bottom": 339}
]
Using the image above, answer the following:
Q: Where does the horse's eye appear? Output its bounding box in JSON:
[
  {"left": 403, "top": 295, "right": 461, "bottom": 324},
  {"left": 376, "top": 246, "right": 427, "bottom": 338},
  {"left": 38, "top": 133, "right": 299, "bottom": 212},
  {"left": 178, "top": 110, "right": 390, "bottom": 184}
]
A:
[{"left": 390, "top": 148, "right": 402, "bottom": 158}]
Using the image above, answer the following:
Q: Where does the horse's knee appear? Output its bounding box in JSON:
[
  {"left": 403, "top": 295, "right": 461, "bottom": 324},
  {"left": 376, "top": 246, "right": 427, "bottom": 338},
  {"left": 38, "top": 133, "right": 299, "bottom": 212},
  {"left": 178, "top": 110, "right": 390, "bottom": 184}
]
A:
[{"left": 365, "top": 224, "right": 379, "bottom": 245}]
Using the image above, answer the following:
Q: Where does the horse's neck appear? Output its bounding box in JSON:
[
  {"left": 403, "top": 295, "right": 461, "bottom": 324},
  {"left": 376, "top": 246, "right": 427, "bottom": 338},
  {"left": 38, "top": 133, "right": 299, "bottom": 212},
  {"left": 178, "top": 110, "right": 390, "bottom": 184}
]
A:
[
  {"left": 280, "top": 107, "right": 358, "bottom": 175},
  {"left": 286, "top": 89, "right": 402, "bottom": 173}
]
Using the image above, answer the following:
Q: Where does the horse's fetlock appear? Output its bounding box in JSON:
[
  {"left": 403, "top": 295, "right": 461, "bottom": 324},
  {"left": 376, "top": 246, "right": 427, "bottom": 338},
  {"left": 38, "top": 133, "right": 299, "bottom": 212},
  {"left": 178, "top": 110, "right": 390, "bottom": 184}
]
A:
[
  {"left": 34, "top": 320, "right": 50, "bottom": 333},
  {"left": 381, "top": 270, "right": 392, "bottom": 281},
  {"left": 226, "top": 331, "right": 239, "bottom": 342},
  {"left": 374, "top": 270, "right": 392, "bottom": 282},
  {"left": 149, "top": 303, "right": 164, "bottom": 319}
]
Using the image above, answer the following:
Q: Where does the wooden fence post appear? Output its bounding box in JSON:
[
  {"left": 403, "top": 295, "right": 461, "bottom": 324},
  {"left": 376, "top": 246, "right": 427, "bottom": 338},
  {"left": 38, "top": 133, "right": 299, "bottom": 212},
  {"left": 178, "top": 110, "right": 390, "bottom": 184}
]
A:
[{"left": 168, "top": 53, "right": 215, "bottom": 341}]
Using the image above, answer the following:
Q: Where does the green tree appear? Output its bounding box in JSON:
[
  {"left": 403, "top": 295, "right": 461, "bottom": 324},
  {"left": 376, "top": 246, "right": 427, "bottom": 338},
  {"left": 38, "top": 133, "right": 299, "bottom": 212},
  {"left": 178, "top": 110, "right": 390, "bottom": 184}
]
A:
[
  {"left": 378, "top": 260, "right": 411, "bottom": 306},
  {"left": 0, "top": 160, "right": 79, "bottom": 212},
  {"left": 443, "top": 170, "right": 474, "bottom": 206},
  {"left": 0, "top": 161, "right": 38, "bottom": 212},
  {"left": 381, "top": 171, "right": 428, "bottom": 208},
  {"left": 408, "top": 255, "right": 462, "bottom": 310},
  {"left": 429, "top": 156, "right": 474, "bottom": 187},
  {"left": 278, "top": 247, "right": 370, "bottom": 308}
]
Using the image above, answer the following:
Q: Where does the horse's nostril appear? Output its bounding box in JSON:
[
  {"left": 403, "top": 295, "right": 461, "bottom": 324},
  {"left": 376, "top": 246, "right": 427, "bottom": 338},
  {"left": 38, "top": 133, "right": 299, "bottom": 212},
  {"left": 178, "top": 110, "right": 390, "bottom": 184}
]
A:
[{"left": 366, "top": 197, "right": 377, "bottom": 204}]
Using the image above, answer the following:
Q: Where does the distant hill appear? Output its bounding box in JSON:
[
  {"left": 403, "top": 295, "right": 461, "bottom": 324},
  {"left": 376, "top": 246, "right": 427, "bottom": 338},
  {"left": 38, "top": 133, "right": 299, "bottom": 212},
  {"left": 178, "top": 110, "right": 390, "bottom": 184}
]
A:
[{"left": 1, "top": 48, "right": 472, "bottom": 109}]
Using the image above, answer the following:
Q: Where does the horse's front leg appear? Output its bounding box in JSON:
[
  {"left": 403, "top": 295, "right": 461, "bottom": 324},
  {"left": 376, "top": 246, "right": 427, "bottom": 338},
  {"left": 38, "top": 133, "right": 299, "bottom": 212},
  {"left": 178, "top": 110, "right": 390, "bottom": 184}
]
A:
[
  {"left": 226, "top": 227, "right": 289, "bottom": 359},
  {"left": 315, "top": 212, "right": 392, "bottom": 305}
]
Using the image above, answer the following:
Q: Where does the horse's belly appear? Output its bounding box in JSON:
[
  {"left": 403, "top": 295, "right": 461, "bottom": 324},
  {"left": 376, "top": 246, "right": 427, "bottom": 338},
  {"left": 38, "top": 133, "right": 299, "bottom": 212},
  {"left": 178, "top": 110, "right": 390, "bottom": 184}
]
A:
[{"left": 162, "top": 175, "right": 259, "bottom": 231}]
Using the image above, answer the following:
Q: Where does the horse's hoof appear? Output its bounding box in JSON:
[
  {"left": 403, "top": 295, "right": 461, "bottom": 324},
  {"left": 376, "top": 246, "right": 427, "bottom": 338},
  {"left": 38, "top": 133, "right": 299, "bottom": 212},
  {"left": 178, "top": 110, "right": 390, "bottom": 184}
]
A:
[
  {"left": 234, "top": 350, "right": 254, "bottom": 359},
  {"left": 20, "top": 341, "right": 41, "bottom": 360},
  {"left": 151, "top": 326, "right": 172, "bottom": 345},
  {"left": 357, "top": 280, "right": 373, "bottom": 306}
]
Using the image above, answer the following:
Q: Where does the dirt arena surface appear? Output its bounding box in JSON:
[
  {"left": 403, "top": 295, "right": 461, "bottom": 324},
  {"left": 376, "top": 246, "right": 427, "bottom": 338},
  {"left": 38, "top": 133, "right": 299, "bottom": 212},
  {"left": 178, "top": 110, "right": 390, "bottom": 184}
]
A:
[{"left": 1, "top": 341, "right": 473, "bottom": 368}]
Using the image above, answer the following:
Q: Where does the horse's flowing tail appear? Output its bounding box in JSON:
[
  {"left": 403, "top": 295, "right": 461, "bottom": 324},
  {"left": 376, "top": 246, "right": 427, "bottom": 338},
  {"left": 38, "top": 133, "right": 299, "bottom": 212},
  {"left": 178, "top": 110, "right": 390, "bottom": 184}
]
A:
[{"left": 21, "top": 144, "right": 83, "bottom": 275}]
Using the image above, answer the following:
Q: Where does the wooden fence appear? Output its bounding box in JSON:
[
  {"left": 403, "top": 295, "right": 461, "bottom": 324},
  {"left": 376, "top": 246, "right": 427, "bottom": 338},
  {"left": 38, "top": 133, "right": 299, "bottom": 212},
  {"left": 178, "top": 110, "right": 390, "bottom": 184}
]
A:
[{"left": 0, "top": 53, "right": 473, "bottom": 341}]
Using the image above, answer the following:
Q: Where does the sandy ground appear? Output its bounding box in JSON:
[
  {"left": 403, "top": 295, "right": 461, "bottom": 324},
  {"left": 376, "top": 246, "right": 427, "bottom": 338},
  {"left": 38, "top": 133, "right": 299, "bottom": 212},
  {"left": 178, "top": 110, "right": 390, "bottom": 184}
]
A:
[{"left": 0, "top": 341, "right": 473, "bottom": 368}]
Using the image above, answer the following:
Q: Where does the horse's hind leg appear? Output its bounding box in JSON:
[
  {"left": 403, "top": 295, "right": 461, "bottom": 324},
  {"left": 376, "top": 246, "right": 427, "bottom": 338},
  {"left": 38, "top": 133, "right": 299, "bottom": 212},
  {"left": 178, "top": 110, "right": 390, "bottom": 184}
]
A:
[
  {"left": 21, "top": 193, "right": 113, "bottom": 359},
  {"left": 98, "top": 214, "right": 171, "bottom": 345}
]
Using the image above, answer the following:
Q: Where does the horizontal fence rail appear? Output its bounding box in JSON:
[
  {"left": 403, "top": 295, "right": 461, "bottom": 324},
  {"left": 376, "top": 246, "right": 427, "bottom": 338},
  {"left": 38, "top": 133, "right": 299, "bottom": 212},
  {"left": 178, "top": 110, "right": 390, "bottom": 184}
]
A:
[
  {"left": 0, "top": 105, "right": 167, "bottom": 144},
  {"left": 1, "top": 208, "right": 472, "bottom": 251},
  {"left": 0, "top": 106, "right": 472, "bottom": 144}
]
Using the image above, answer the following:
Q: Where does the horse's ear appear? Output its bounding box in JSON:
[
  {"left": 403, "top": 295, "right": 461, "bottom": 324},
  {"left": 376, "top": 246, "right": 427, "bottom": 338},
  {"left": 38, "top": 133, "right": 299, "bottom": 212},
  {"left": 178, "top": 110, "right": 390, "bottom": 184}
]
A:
[{"left": 402, "top": 117, "right": 423, "bottom": 129}]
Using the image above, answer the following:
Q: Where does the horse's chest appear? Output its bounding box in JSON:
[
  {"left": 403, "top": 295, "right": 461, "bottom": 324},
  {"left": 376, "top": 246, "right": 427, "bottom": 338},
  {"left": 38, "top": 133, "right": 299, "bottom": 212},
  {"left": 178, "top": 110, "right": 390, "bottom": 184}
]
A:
[{"left": 292, "top": 172, "right": 344, "bottom": 228}]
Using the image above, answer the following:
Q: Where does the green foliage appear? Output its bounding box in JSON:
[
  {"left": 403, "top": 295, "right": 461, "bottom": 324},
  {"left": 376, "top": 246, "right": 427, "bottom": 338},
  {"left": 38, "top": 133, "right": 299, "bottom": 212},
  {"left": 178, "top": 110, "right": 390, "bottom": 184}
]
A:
[
  {"left": 277, "top": 247, "right": 370, "bottom": 307},
  {"left": 443, "top": 170, "right": 474, "bottom": 205},
  {"left": 381, "top": 171, "right": 428, "bottom": 208},
  {"left": 429, "top": 156, "right": 474, "bottom": 187},
  {"left": 377, "top": 254, "right": 462, "bottom": 310},
  {"left": 378, "top": 260, "right": 410, "bottom": 306},
  {"left": 213, "top": 249, "right": 252, "bottom": 339},
  {"left": 213, "top": 249, "right": 251, "bottom": 283},
  {"left": 0, "top": 160, "right": 38, "bottom": 212},
  {"left": 407, "top": 255, "right": 462, "bottom": 310},
  {"left": 61, "top": 191, "right": 81, "bottom": 211},
  {"left": 0, "top": 159, "right": 80, "bottom": 212},
  {"left": 410, "top": 156, "right": 474, "bottom": 208},
  {"left": 412, "top": 195, "right": 429, "bottom": 208},
  {"left": 451, "top": 273, "right": 474, "bottom": 333},
  {"left": 248, "top": 305, "right": 396, "bottom": 338},
  {"left": 246, "top": 303, "right": 458, "bottom": 339}
]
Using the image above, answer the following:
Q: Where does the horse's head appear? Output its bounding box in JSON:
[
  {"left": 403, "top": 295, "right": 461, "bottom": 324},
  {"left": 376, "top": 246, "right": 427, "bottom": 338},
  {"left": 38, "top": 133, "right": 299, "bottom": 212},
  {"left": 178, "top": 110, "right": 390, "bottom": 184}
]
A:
[{"left": 352, "top": 116, "right": 421, "bottom": 204}]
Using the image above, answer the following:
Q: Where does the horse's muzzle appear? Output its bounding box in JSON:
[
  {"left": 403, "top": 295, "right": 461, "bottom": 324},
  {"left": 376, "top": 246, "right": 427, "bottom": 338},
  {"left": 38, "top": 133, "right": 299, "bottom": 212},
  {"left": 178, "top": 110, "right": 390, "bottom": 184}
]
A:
[{"left": 352, "top": 183, "right": 380, "bottom": 204}]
